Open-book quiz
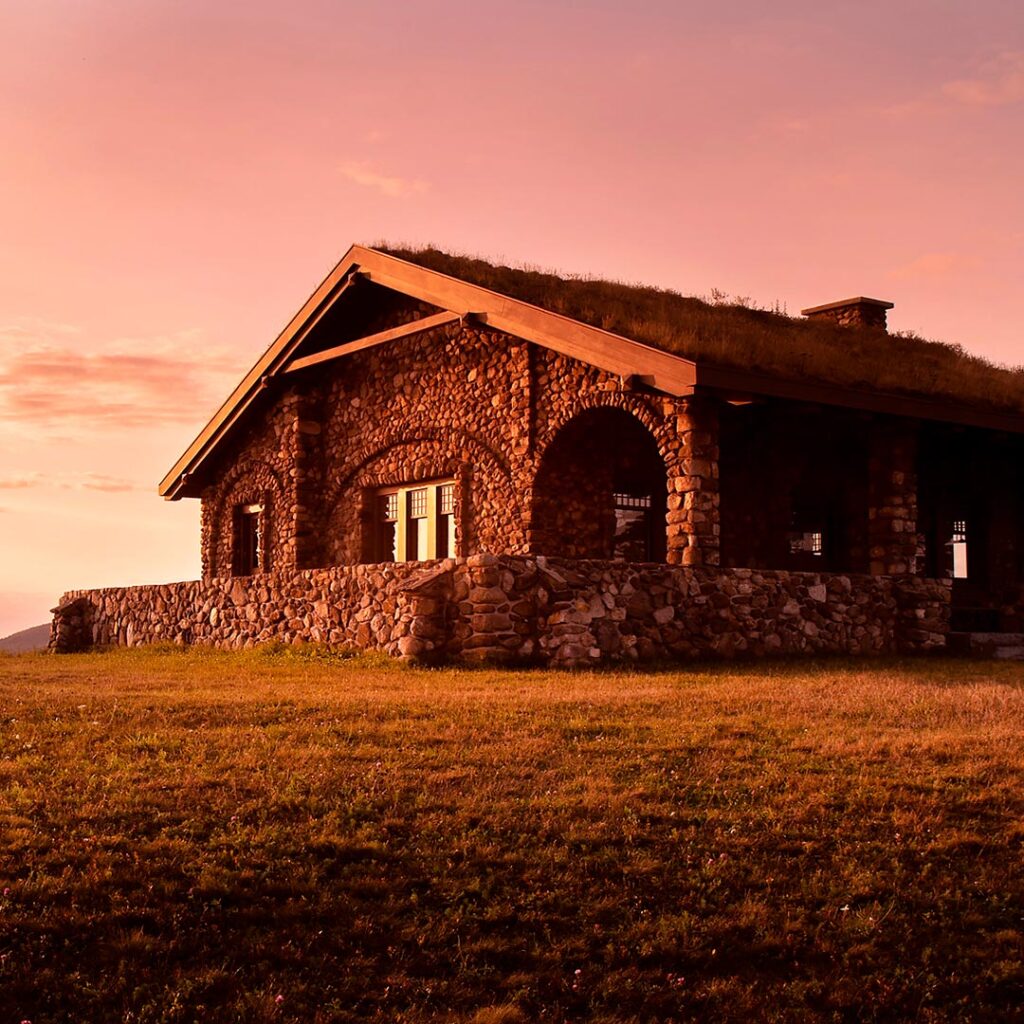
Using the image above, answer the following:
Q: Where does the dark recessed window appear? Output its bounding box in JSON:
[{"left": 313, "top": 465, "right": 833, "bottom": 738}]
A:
[
  {"left": 613, "top": 492, "right": 655, "bottom": 561},
  {"left": 233, "top": 503, "right": 264, "bottom": 575},
  {"left": 375, "top": 491, "right": 400, "bottom": 563}
]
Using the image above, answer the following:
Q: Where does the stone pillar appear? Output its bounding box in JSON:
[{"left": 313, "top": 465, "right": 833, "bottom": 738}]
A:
[
  {"left": 293, "top": 388, "right": 325, "bottom": 570},
  {"left": 667, "top": 396, "right": 720, "bottom": 566},
  {"left": 199, "top": 496, "right": 215, "bottom": 580},
  {"left": 868, "top": 420, "right": 919, "bottom": 575}
]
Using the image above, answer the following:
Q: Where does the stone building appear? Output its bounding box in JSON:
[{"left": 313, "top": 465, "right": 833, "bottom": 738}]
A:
[{"left": 53, "top": 245, "right": 1024, "bottom": 663}]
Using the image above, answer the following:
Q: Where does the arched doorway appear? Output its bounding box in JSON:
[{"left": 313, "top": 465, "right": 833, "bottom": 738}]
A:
[{"left": 531, "top": 407, "right": 668, "bottom": 561}]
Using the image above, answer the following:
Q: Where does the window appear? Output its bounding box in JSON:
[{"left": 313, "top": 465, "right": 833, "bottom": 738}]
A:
[
  {"left": 438, "top": 482, "right": 457, "bottom": 558},
  {"left": 233, "top": 503, "right": 264, "bottom": 575},
  {"left": 373, "top": 480, "right": 457, "bottom": 562},
  {"left": 950, "top": 519, "right": 968, "bottom": 579},
  {"left": 789, "top": 530, "right": 823, "bottom": 557},
  {"left": 376, "top": 492, "right": 400, "bottom": 563},
  {"left": 613, "top": 492, "right": 655, "bottom": 561}
]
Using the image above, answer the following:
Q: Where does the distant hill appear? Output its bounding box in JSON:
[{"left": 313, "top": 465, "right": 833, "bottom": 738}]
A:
[{"left": 0, "top": 623, "right": 50, "bottom": 653}]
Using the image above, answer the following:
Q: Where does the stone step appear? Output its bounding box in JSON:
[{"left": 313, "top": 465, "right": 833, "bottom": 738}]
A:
[{"left": 948, "top": 632, "right": 1024, "bottom": 659}]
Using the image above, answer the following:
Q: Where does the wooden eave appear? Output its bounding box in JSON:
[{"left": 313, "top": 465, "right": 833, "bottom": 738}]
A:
[
  {"left": 695, "top": 364, "right": 1024, "bottom": 434},
  {"left": 161, "top": 245, "right": 1024, "bottom": 500}
]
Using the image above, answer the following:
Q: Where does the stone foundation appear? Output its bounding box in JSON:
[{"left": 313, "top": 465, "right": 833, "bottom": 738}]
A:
[{"left": 51, "top": 557, "right": 950, "bottom": 666}]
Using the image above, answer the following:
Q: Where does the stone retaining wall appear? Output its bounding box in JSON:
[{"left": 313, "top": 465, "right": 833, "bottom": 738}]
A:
[{"left": 51, "top": 557, "right": 950, "bottom": 666}]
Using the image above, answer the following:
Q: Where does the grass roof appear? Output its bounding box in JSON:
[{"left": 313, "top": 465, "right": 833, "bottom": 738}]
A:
[{"left": 377, "top": 245, "right": 1024, "bottom": 416}]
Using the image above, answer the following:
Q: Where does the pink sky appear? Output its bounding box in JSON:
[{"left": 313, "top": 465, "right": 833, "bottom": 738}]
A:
[{"left": 1, "top": 0, "right": 1022, "bottom": 634}]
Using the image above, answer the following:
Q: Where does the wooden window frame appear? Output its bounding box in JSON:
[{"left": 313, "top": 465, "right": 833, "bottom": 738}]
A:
[{"left": 374, "top": 478, "right": 458, "bottom": 563}]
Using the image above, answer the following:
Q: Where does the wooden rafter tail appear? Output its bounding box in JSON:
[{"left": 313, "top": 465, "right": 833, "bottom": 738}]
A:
[{"left": 284, "top": 311, "right": 462, "bottom": 374}]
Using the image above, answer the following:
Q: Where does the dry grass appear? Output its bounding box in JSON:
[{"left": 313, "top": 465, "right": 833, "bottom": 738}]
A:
[
  {"left": 2, "top": 646, "right": 1023, "bottom": 1022},
  {"left": 376, "top": 245, "right": 1024, "bottom": 416}
]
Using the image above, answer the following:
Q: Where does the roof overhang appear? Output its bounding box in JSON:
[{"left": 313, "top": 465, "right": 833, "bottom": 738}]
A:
[
  {"left": 696, "top": 364, "right": 1024, "bottom": 434},
  {"left": 160, "top": 245, "right": 1024, "bottom": 500}
]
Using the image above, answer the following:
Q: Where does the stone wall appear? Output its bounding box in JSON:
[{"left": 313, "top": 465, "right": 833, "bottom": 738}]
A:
[
  {"left": 51, "top": 558, "right": 950, "bottom": 666},
  {"left": 197, "top": 319, "right": 719, "bottom": 578}
]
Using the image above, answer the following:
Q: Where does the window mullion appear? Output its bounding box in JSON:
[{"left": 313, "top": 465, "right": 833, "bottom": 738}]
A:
[{"left": 426, "top": 485, "right": 439, "bottom": 559}]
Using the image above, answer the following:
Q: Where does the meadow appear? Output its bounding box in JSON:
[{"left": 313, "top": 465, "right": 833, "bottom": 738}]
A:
[{"left": 1, "top": 647, "right": 1022, "bottom": 1022}]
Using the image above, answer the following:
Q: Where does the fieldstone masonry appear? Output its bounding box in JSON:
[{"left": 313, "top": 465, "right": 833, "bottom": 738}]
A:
[
  {"left": 54, "top": 297, "right": 963, "bottom": 663},
  {"left": 51, "top": 557, "right": 950, "bottom": 665},
  {"left": 868, "top": 420, "right": 920, "bottom": 576}
]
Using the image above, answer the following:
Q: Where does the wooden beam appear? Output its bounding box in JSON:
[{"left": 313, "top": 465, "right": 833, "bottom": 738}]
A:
[
  {"left": 697, "top": 364, "right": 1024, "bottom": 434},
  {"left": 284, "top": 311, "right": 462, "bottom": 373},
  {"left": 357, "top": 256, "right": 698, "bottom": 396},
  {"left": 159, "top": 259, "right": 363, "bottom": 498}
]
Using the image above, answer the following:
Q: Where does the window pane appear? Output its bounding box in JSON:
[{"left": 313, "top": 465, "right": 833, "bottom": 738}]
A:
[
  {"left": 409, "top": 487, "right": 428, "bottom": 519},
  {"left": 613, "top": 493, "right": 653, "bottom": 560},
  {"left": 407, "top": 515, "right": 428, "bottom": 561},
  {"left": 377, "top": 493, "right": 398, "bottom": 562},
  {"left": 380, "top": 493, "right": 399, "bottom": 522},
  {"left": 234, "top": 509, "right": 262, "bottom": 575},
  {"left": 439, "top": 483, "right": 456, "bottom": 515},
  {"left": 437, "top": 512, "right": 455, "bottom": 558}
]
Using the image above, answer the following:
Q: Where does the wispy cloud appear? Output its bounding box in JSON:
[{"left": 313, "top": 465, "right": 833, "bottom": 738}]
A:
[
  {"left": 942, "top": 52, "right": 1024, "bottom": 108},
  {"left": 340, "top": 160, "right": 429, "bottom": 198},
  {"left": 889, "top": 252, "right": 969, "bottom": 282},
  {"left": 885, "top": 51, "right": 1024, "bottom": 119},
  {"left": 79, "top": 473, "right": 147, "bottom": 493},
  {"left": 0, "top": 321, "right": 242, "bottom": 432},
  {"left": 0, "top": 471, "right": 145, "bottom": 492}
]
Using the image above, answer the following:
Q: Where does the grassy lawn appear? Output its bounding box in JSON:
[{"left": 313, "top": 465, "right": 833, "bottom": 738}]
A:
[{"left": 1, "top": 649, "right": 1022, "bottom": 1023}]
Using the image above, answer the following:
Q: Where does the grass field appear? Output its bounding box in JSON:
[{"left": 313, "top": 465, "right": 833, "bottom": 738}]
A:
[{"left": 1, "top": 648, "right": 1022, "bottom": 1023}]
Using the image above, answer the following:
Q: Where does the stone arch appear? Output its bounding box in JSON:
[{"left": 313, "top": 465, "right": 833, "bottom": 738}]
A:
[
  {"left": 320, "top": 429, "right": 521, "bottom": 565},
  {"left": 334, "top": 426, "right": 513, "bottom": 491},
  {"left": 536, "top": 391, "right": 674, "bottom": 469},
  {"left": 530, "top": 405, "right": 669, "bottom": 561},
  {"left": 206, "top": 458, "right": 289, "bottom": 578}
]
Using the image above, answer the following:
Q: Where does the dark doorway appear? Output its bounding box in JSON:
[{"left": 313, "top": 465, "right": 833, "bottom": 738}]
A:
[{"left": 531, "top": 408, "right": 667, "bottom": 561}]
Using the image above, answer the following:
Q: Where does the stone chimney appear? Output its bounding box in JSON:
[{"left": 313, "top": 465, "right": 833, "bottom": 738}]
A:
[{"left": 801, "top": 297, "right": 894, "bottom": 331}]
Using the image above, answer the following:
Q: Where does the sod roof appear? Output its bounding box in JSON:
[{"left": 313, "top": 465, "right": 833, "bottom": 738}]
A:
[{"left": 378, "top": 246, "right": 1024, "bottom": 417}]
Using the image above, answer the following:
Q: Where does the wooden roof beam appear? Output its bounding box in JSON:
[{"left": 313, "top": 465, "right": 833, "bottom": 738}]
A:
[
  {"left": 284, "top": 311, "right": 462, "bottom": 373},
  {"left": 356, "top": 256, "right": 697, "bottom": 396}
]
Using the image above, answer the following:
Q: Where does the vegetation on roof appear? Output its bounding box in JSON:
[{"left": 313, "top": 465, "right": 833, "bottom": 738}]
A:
[{"left": 377, "top": 245, "right": 1024, "bottom": 415}]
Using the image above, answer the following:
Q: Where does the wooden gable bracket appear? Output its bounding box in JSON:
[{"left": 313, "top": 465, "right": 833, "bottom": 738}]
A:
[{"left": 283, "top": 310, "right": 463, "bottom": 374}]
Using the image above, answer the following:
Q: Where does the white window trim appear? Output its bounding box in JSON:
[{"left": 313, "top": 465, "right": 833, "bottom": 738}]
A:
[{"left": 376, "top": 478, "right": 457, "bottom": 562}]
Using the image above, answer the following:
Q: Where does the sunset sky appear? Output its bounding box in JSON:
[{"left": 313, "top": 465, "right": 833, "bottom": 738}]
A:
[{"left": 1, "top": 0, "right": 1022, "bottom": 635}]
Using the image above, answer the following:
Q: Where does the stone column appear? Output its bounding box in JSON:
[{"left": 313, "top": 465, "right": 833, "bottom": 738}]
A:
[
  {"left": 667, "top": 396, "right": 720, "bottom": 566},
  {"left": 293, "top": 388, "right": 325, "bottom": 570},
  {"left": 867, "top": 419, "right": 919, "bottom": 575}
]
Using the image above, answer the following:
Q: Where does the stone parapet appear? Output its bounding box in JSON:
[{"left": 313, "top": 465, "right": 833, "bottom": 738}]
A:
[{"left": 51, "top": 558, "right": 950, "bottom": 665}]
